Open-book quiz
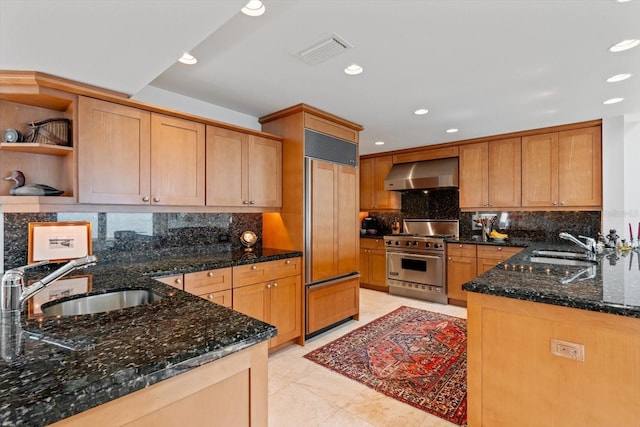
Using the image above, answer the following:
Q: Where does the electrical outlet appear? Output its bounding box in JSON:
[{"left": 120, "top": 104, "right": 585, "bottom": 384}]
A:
[{"left": 550, "top": 339, "right": 585, "bottom": 361}]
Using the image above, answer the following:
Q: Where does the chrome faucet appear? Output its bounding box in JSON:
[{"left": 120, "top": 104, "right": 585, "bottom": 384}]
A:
[
  {"left": 1, "top": 255, "right": 97, "bottom": 362},
  {"left": 1, "top": 255, "right": 98, "bottom": 315},
  {"left": 559, "top": 232, "right": 597, "bottom": 255}
]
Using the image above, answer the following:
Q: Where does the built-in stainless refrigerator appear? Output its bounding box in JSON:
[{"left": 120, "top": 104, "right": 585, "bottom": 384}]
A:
[{"left": 303, "top": 129, "right": 360, "bottom": 338}]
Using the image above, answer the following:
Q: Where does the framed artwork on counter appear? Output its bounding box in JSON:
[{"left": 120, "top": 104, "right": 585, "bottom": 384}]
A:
[{"left": 28, "top": 221, "right": 92, "bottom": 264}]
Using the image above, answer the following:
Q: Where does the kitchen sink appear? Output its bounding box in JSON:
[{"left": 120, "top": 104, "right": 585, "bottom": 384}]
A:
[
  {"left": 531, "top": 249, "right": 591, "bottom": 259},
  {"left": 41, "top": 288, "right": 164, "bottom": 317},
  {"left": 529, "top": 256, "right": 597, "bottom": 267}
]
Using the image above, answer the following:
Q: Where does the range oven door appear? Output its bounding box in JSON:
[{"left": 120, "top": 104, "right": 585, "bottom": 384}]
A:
[{"left": 386, "top": 250, "right": 444, "bottom": 286}]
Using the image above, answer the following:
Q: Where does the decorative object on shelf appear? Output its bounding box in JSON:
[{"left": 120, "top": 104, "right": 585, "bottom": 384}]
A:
[
  {"left": 240, "top": 230, "right": 258, "bottom": 251},
  {"left": 28, "top": 221, "right": 92, "bottom": 264},
  {"left": 24, "top": 118, "right": 72, "bottom": 146},
  {"left": 3, "top": 170, "right": 64, "bottom": 196},
  {"left": 2, "top": 128, "right": 22, "bottom": 143}
]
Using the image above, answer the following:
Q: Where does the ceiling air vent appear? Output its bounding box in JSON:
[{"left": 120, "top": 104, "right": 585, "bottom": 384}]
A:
[{"left": 295, "top": 33, "right": 353, "bottom": 65}]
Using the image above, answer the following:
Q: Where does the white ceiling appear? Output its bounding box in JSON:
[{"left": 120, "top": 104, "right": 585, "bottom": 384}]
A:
[{"left": 1, "top": 0, "right": 639, "bottom": 155}]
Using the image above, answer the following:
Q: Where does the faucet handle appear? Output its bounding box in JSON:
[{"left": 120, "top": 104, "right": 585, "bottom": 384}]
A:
[{"left": 578, "top": 235, "right": 596, "bottom": 252}]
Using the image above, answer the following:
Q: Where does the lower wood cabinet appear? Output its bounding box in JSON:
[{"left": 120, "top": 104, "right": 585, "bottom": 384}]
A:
[
  {"left": 155, "top": 268, "right": 233, "bottom": 308},
  {"left": 232, "top": 257, "right": 302, "bottom": 350},
  {"left": 359, "top": 238, "right": 387, "bottom": 291},
  {"left": 447, "top": 243, "right": 524, "bottom": 306}
]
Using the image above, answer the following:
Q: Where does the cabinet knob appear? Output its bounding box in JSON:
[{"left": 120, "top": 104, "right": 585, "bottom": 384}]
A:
[
  {"left": 553, "top": 202, "right": 557, "bottom": 206},
  {"left": 497, "top": 247, "right": 502, "bottom": 251},
  {"left": 243, "top": 200, "right": 250, "bottom": 205},
  {"left": 285, "top": 260, "right": 291, "bottom": 265},
  {"left": 249, "top": 200, "right": 256, "bottom": 205},
  {"left": 153, "top": 197, "right": 160, "bottom": 203},
  {"left": 267, "top": 284, "right": 271, "bottom": 289},
  {"left": 175, "top": 278, "right": 182, "bottom": 285},
  {"left": 273, "top": 282, "right": 278, "bottom": 288},
  {"left": 448, "top": 257, "right": 452, "bottom": 260},
  {"left": 207, "top": 272, "right": 214, "bottom": 277},
  {"left": 560, "top": 201, "right": 565, "bottom": 206},
  {"left": 207, "top": 294, "right": 214, "bottom": 300},
  {"left": 251, "top": 265, "right": 257, "bottom": 270},
  {"left": 459, "top": 244, "right": 463, "bottom": 248},
  {"left": 142, "top": 196, "right": 150, "bottom": 202}
]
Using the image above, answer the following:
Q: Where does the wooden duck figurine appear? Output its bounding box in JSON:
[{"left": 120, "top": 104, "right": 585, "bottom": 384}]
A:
[{"left": 3, "top": 170, "right": 64, "bottom": 196}]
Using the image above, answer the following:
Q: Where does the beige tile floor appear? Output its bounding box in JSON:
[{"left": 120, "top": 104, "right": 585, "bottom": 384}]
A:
[{"left": 268, "top": 288, "right": 468, "bottom": 427}]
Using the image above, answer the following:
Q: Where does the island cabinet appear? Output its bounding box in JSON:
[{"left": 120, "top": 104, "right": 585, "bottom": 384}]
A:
[
  {"left": 232, "top": 257, "right": 302, "bottom": 350},
  {"left": 50, "top": 340, "right": 269, "bottom": 427},
  {"left": 205, "top": 126, "right": 282, "bottom": 209},
  {"left": 467, "top": 293, "right": 640, "bottom": 427},
  {"left": 522, "top": 126, "right": 602, "bottom": 208},
  {"left": 459, "top": 138, "right": 521, "bottom": 210},
  {"left": 359, "top": 238, "right": 387, "bottom": 291},
  {"left": 359, "top": 156, "right": 400, "bottom": 211},
  {"left": 78, "top": 96, "right": 206, "bottom": 206}
]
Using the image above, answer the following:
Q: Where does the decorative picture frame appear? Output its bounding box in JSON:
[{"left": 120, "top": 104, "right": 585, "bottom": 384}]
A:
[
  {"left": 27, "top": 275, "right": 92, "bottom": 316},
  {"left": 28, "top": 221, "right": 92, "bottom": 264}
]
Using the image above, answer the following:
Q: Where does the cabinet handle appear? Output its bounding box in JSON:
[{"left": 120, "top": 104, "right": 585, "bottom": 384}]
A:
[
  {"left": 448, "top": 257, "right": 452, "bottom": 260},
  {"left": 153, "top": 197, "right": 160, "bottom": 203},
  {"left": 142, "top": 196, "right": 150, "bottom": 202},
  {"left": 251, "top": 265, "right": 257, "bottom": 270},
  {"left": 207, "top": 272, "right": 214, "bottom": 277},
  {"left": 175, "top": 278, "right": 182, "bottom": 285}
]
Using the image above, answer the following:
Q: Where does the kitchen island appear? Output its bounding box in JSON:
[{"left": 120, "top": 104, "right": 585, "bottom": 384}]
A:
[
  {"left": 463, "top": 244, "right": 640, "bottom": 427},
  {"left": 0, "top": 248, "right": 300, "bottom": 427}
]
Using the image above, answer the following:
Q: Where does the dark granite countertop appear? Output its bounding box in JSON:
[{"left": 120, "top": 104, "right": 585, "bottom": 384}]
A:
[
  {"left": 463, "top": 243, "right": 640, "bottom": 318},
  {"left": 0, "top": 247, "right": 301, "bottom": 426},
  {"left": 445, "top": 236, "right": 531, "bottom": 247}
]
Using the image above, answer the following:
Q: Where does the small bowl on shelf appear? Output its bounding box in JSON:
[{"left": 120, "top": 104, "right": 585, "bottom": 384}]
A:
[{"left": 366, "top": 229, "right": 378, "bottom": 235}]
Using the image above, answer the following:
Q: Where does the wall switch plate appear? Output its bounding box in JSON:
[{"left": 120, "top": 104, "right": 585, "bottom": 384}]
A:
[{"left": 551, "top": 338, "right": 585, "bottom": 361}]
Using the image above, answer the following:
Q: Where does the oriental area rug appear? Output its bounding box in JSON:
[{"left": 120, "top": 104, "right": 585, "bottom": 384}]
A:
[{"left": 304, "top": 306, "right": 467, "bottom": 426}]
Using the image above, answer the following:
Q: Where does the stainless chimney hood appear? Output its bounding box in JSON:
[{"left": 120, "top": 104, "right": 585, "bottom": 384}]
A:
[{"left": 384, "top": 157, "right": 459, "bottom": 191}]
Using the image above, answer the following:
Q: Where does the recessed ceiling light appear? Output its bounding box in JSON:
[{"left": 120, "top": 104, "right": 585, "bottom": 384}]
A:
[
  {"left": 609, "top": 39, "right": 640, "bottom": 52},
  {"left": 606, "top": 73, "right": 632, "bottom": 82},
  {"left": 241, "top": 0, "right": 265, "bottom": 16},
  {"left": 446, "top": 128, "right": 459, "bottom": 133},
  {"left": 603, "top": 97, "right": 624, "bottom": 104},
  {"left": 414, "top": 109, "right": 429, "bottom": 115},
  {"left": 178, "top": 53, "right": 197, "bottom": 65},
  {"left": 344, "top": 64, "right": 363, "bottom": 75},
  {"left": 374, "top": 141, "right": 385, "bottom": 145},
  {"left": 616, "top": 0, "right": 632, "bottom": 3}
]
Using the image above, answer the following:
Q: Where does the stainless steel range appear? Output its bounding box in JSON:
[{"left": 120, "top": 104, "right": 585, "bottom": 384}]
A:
[{"left": 384, "top": 219, "right": 459, "bottom": 303}]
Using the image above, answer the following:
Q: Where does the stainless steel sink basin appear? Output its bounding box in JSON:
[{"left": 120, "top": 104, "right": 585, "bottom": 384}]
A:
[
  {"left": 531, "top": 250, "right": 590, "bottom": 259},
  {"left": 529, "top": 256, "right": 597, "bottom": 267},
  {"left": 41, "top": 288, "right": 164, "bottom": 317}
]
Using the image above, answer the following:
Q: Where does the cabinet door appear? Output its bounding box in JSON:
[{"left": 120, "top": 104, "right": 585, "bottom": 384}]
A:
[
  {"left": 360, "top": 156, "right": 400, "bottom": 210},
  {"left": 155, "top": 274, "right": 184, "bottom": 290},
  {"left": 337, "top": 165, "right": 359, "bottom": 276},
  {"left": 558, "top": 127, "right": 601, "bottom": 207},
  {"left": 522, "top": 132, "right": 559, "bottom": 207},
  {"left": 459, "top": 143, "right": 488, "bottom": 208},
  {"left": 248, "top": 135, "right": 282, "bottom": 207},
  {"left": 200, "top": 290, "right": 232, "bottom": 308},
  {"left": 232, "top": 281, "right": 269, "bottom": 323},
  {"left": 369, "top": 248, "right": 388, "bottom": 288},
  {"left": 269, "top": 275, "right": 301, "bottom": 347},
  {"left": 150, "top": 114, "right": 205, "bottom": 206},
  {"left": 206, "top": 126, "right": 248, "bottom": 207},
  {"left": 306, "top": 276, "right": 359, "bottom": 334},
  {"left": 447, "top": 256, "right": 477, "bottom": 303},
  {"left": 359, "top": 158, "right": 375, "bottom": 210},
  {"left": 488, "top": 138, "right": 521, "bottom": 207},
  {"left": 78, "top": 97, "right": 151, "bottom": 204},
  {"left": 359, "top": 248, "right": 371, "bottom": 285},
  {"left": 310, "top": 160, "right": 338, "bottom": 282}
]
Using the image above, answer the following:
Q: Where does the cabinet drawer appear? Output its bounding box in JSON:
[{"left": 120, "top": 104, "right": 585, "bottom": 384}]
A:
[
  {"left": 199, "top": 289, "right": 232, "bottom": 308},
  {"left": 477, "top": 245, "right": 523, "bottom": 261},
  {"left": 184, "top": 267, "right": 232, "bottom": 294},
  {"left": 155, "top": 274, "right": 184, "bottom": 290},
  {"left": 269, "top": 257, "right": 302, "bottom": 279},
  {"left": 447, "top": 243, "right": 477, "bottom": 258},
  {"left": 233, "top": 262, "right": 272, "bottom": 288},
  {"left": 360, "top": 238, "right": 385, "bottom": 249}
]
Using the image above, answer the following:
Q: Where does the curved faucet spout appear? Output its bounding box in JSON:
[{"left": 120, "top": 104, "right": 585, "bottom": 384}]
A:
[{"left": 559, "top": 232, "right": 596, "bottom": 255}]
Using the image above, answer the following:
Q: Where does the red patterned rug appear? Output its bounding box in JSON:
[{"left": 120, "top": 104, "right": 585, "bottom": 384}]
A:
[{"left": 304, "top": 306, "right": 467, "bottom": 426}]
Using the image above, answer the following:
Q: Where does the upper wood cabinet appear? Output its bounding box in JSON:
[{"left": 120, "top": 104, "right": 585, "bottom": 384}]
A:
[
  {"left": 78, "top": 97, "right": 205, "bottom": 205},
  {"left": 206, "top": 126, "right": 282, "bottom": 208},
  {"left": 522, "top": 126, "right": 601, "bottom": 208},
  {"left": 459, "top": 138, "right": 521, "bottom": 209},
  {"left": 359, "top": 156, "right": 401, "bottom": 211}
]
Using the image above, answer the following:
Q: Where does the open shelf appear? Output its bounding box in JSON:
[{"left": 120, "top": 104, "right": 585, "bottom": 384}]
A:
[{"left": 0, "top": 142, "right": 73, "bottom": 156}]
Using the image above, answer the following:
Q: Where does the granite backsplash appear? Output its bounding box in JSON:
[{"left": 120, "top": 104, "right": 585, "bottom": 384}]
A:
[
  {"left": 3, "top": 212, "right": 262, "bottom": 270},
  {"left": 362, "top": 189, "right": 602, "bottom": 242}
]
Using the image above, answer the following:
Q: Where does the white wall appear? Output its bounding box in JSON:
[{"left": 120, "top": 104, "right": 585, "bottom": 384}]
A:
[{"left": 132, "top": 85, "right": 261, "bottom": 131}]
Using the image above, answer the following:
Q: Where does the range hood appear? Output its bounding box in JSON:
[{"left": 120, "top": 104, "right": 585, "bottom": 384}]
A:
[{"left": 384, "top": 157, "right": 459, "bottom": 191}]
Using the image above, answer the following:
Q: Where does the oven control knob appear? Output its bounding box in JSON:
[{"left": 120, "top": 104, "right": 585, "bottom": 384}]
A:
[
  {"left": 413, "top": 241, "right": 419, "bottom": 246},
  {"left": 425, "top": 242, "right": 431, "bottom": 248},
  {"left": 405, "top": 241, "right": 411, "bottom": 247},
  {"left": 434, "top": 243, "right": 441, "bottom": 249},
  {"left": 395, "top": 241, "right": 400, "bottom": 245}
]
